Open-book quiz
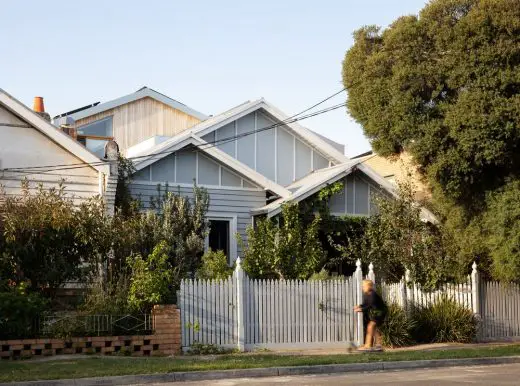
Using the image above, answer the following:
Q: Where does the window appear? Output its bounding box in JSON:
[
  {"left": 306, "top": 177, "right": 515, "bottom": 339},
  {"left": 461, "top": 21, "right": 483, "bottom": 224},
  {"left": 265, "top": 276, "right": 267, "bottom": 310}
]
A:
[
  {"left": 205, "top": 214, "right": 237, "bottom": 265},
  {"left": 77, "top": 117, "right": 114, "bottom": 158}
]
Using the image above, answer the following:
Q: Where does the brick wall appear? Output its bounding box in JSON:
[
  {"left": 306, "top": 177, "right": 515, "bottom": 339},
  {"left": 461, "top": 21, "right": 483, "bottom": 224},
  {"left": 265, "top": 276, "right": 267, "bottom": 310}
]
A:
[{"left": 0, "top": 305, "right": 181, "bottom": 360}]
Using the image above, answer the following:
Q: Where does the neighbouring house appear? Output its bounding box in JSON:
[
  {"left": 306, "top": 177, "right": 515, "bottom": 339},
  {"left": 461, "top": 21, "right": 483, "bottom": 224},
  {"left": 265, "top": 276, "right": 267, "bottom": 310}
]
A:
[
  {"left": 53, "top": 87, "right": 207, "bottom": 157},
  {"left": 0, "top": 89, "right": 117, "bottom": 212},
  {"left": 58, "top": 87, "right": 434, "bottom": 263},
  {"left": 352, "top": 150, "right": 430, "bottom": 201}
]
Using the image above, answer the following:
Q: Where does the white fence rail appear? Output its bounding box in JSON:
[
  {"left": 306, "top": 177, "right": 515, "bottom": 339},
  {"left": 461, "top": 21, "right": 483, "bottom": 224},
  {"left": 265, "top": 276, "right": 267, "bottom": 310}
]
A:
[
  {"left": 179, "top": 260, "right": 520, "bottom": 350},
  {"left": 179, "top": 259, "right": 364, "bottom": 351}
]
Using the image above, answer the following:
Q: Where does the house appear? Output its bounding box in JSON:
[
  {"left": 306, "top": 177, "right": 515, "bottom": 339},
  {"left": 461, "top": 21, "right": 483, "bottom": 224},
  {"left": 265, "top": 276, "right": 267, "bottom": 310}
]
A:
[
  {"left": 0, "top": 89, "right": 117, "bottom": 212},
  {"left": 53, "top": 87, "right": 207, "bottom": 157},
  {"left": 352, "top": 150, "right": 430, "bottom": 201},
  {"left": 58, "top": 87, "right": 434, "bottom": 263}
]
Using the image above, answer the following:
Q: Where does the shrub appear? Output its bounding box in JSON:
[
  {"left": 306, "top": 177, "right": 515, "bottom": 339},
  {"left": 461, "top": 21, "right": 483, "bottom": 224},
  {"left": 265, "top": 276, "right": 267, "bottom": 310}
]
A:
[
  {"left": 412, "top": 295, "right": 477, "bottom": 343},
  {"left": 379, "top": 303, "right": 415, "bottom": 348},
  {"left": 0, "top": 282, "right": 47, "bottom": 339},
  {"left": 187, "top": 342, "right": 236, "bottom": 355},
  {"left": 196, "top": 250, "right": 233, "bottom": 280},
  {"left": 127, "top": 241, "right": 173, "bottom": 313},
  {"left": 81, "top": 274, "right": 131, "bottom": 315},
  {"left": 308, "top": 268, "right": 345, "bottom": 281}
]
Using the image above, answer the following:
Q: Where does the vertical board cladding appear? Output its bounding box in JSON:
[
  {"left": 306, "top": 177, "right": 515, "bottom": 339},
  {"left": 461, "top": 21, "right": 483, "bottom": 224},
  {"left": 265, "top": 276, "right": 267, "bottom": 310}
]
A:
[
  {"left": 276, "top": 127, "right": 294, "bottom": 186},
  {"left": 216, "top": 122, "right": 236, "bottom": 157},
  {"left": 132, "top": 150, "right": 260, "bottom": 188},
  {"left": 328, "top": 172, "right": 385, "bottom": 216},
  {"left": 129, "top": 183, "right": 266, "bottom": 256},
  {"left": 73, "top": 97, "right": 201, "bottom": 152},
  {"left": 236, "top": 114, "right": 255, "bottom": 169},
  {"left": 211, "top": 111, "right": 335, "bottom": 186}
]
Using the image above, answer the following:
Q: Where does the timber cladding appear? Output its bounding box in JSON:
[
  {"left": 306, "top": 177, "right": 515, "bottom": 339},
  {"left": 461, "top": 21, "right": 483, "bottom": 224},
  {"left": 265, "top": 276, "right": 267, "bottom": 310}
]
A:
[
  {"left": 0, "top": 305, "right": 181, "bottom": 360},
  {"left": 73, "top": 97, "right": 201, "bottom": 152}
]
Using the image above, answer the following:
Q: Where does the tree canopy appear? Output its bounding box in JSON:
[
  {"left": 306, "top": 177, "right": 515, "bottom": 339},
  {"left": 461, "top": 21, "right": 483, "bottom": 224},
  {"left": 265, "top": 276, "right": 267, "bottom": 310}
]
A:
[
  {"left": 342, "top": 0, "right": 520, "bottom": 281},
  {"left": 343, "top": 0, "right": 520, "bottom": 211}
]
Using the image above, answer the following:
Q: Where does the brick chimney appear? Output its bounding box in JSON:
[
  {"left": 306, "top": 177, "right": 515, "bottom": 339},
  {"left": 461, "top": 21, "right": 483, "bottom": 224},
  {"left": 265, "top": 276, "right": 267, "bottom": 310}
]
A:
[{"left": 33, "top": 96, "right": 51, "bottom": 122}]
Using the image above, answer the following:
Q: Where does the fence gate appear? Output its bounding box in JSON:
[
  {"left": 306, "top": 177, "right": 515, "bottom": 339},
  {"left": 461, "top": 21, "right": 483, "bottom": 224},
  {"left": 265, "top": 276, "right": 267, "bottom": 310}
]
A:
[
  {"left": 178, "top": 259, "right": 365, "bottom": 351},
  {"left": 480, "top": 281, "right": 520, "bottom": 341}
]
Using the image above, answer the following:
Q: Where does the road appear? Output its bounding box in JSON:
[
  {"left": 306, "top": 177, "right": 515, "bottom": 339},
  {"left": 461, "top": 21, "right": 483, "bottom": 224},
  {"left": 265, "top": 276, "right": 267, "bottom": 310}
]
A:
[{"left": 141, "top": 363, "right": 520, "bottom": 385}]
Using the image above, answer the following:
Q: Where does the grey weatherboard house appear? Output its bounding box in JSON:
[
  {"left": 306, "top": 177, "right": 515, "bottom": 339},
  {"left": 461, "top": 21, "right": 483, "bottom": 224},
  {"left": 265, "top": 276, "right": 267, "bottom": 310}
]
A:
[{"left": 56, "top": 88, "right": 430, "bottom": 264}]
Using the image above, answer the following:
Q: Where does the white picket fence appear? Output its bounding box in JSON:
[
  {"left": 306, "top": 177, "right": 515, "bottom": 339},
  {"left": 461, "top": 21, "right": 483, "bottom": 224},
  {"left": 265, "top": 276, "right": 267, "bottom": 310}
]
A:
[
  {"left": 178, "top": 260, "right": 520, "bottom": 351},
  {"left": 178, "top": 259, "right": 366, "bottom": 351}
]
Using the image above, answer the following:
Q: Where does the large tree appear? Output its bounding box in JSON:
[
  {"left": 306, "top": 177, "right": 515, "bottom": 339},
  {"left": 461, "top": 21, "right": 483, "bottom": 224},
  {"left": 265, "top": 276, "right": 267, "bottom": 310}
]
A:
[{"left": 342, "top": 0, "right": 520, "bottom": 280}]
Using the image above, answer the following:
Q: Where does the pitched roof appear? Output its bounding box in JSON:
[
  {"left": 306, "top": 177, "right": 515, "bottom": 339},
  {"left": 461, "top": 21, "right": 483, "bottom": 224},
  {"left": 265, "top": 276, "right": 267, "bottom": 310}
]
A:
[
  {"left": 64, "top": 87, "right": 208, "bottom": 121},
  {"left": 0, "top": 89, "right": 110, "bottom": 175},
  {"left": 188, "top": 98, "right": 350, "bottom": 164},
  {"left": 252, "top": 160, "right": 437, "bottom": 223},
  {"left": 132, "top": 132, "right": 291, "bottom": 199}
]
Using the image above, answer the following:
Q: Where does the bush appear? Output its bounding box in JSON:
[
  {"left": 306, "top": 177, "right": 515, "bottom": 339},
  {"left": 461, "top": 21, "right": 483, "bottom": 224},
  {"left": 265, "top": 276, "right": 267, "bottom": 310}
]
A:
[
  {"left": 127, "top": 241, "right": 173, "bottom": 313},
  {"left": 412, "top": 295, "right": 477, "bottom": 343},
  {"left": 308, "top": 268, "right": 345, "bottom": 281},
  {"left": 81, "top": 274, "right": 131, "bottom": 315},
  {"left": 196, "top": 250, "right": 233, "bottom": 280},
  {"left": 379, "top": 303, "right": 415, "bottom": 347},
  {"left": 187, "top": 342, "right": 236, "bottom": 355},
  {"left": 0, "top": 282, "right": 47, "bottom": 339}
]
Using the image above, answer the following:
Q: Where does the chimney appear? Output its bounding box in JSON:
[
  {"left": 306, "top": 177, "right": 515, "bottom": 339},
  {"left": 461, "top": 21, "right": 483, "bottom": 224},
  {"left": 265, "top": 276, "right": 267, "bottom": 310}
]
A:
[
  {"left": 60, "top": 124, "right": 77, "bottom": 140},
  {"left": 33, "top": 96, "right": 51, "bottom": 122}
]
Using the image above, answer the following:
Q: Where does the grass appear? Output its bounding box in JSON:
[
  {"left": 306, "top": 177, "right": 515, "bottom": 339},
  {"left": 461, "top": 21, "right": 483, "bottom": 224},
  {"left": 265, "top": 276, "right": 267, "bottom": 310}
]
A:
[{"left": 0, "top": 345, "right": 519, "bottom": 383}]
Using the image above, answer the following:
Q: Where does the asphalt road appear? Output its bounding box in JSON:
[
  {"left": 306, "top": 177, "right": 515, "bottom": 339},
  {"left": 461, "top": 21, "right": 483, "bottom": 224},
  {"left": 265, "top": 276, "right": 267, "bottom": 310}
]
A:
[{"left": 142, "top": 363, "right": 520, "bottom": 385}]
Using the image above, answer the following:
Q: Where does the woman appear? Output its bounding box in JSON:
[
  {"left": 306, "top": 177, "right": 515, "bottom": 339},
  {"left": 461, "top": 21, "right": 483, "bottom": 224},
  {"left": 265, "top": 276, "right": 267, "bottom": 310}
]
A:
[{"left": 354, "top": 279, "right": 387, "bottom": 351}]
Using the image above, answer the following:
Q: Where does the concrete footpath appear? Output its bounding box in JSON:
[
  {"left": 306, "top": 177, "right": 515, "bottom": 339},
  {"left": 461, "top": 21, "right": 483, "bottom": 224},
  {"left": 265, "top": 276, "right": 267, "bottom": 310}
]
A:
[{"left": 3, "top": 355, "right": 520, "bottom": 386}]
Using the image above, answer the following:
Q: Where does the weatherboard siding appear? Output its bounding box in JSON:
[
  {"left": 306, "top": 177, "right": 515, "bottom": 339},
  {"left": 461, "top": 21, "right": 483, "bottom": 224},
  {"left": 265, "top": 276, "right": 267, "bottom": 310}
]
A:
[
  {"left": 129, "top": 182, "right": 266, "bottom": 257},
  {"left": 202, "top": 111, "right": 332, "bottom": 186},
  {"left": 73, "top": 97, "right": 201, "bottom": 153},
  {"left": 0, "top": 110, "right": 102, "bottom": 205}
]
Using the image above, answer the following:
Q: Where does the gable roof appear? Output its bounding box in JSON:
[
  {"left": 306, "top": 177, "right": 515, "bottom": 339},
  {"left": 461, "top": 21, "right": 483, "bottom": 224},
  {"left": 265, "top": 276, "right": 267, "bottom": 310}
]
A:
[
  {"left": 252, "top": 160, "right": 437, "bottom": 223},
  {"left": 0, "top": 89, "right": 110, "bottom": 175},
  {"left": 188, "top": 99, "right": 350, "bottom": 164},
  {"left": 64, "top": 87, "right": 208, "bottom": 121},
  {"left": 132, "top": 132, "right": 291, "bottom": 199}
]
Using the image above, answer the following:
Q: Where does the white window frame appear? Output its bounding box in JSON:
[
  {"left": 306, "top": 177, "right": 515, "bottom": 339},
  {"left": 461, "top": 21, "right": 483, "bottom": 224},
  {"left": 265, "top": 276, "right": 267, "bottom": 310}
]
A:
[{"left": 204, "top": 212, "right": 238, "bottom": 265}]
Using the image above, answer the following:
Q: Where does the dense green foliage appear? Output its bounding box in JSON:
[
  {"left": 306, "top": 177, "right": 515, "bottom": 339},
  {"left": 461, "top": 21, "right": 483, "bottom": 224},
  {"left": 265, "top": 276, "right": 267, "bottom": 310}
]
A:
[
  {"left": 342, "top": 0, "right": 520, "bottom": 280},
  {"left": 127, "top": 241, "right": 173, "bottom": 312},
  {"left": 412, "top": 295, "right": 478, "bottom": 343},
  {"left": 0, "top": 282, "right": 47, "bottom": 339},
  {"left": 379, "top": 303, "right": 415, "bottom": 348},
  {"left": 196, "top": 249, "right": 234, "bottom": 280},
  {"left": 332, "top": 180, "right": 460, "bottom": 287},
  {"left": 240, "top": 204, "right": 323, "bottom": 280},
  {"left": 0, "top": 181, "right": 112, "bottom": 291}
]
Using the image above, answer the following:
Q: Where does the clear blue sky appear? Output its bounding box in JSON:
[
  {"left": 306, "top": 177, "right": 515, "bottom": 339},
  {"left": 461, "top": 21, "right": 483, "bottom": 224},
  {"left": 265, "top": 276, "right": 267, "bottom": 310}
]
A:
[{"left": 1, "top": 0, "right": 426, "bottom": 157}]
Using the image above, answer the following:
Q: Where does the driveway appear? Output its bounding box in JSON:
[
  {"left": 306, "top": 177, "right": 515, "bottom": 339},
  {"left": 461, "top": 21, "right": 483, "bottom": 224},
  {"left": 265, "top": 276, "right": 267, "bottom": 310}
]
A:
[{"left": 140, "top": 363, "right": 520, "bottom": 385}]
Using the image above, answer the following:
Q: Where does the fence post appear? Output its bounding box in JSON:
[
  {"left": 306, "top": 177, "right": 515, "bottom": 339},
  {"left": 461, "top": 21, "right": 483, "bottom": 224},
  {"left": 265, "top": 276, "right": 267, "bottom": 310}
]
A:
[
  {"left": 368, "top": 263, "right": 375, "bottom": 283},
  {"left": 355, "top": 259, "right": 364, "bottom": 347},
  {"left": 234, "top": 257, "right": 246, "bottom": 352},
  {"left": 405, "top": 268, "right": 414, "bottom": 315},
  {"left": 471, "top": 262, "right": 480, "bottom": 316}
]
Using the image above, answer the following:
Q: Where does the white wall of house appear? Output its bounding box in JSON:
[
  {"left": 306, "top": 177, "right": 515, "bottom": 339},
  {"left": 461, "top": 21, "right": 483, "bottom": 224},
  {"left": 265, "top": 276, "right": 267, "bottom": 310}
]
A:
[{"left": 0, "top": 106, "right": 103, "bottom": 204}]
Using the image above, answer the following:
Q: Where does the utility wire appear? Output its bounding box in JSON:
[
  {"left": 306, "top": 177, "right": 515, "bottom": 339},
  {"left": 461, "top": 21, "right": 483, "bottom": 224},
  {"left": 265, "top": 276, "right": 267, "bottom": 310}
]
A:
[{"left": 2, "top": 89, "right": 347, "bottom": 175}]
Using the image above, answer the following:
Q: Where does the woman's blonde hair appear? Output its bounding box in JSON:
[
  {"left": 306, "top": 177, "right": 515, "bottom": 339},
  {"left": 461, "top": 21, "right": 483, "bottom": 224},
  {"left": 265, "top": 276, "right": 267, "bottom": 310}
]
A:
[{"left": 362, "top": 279, "right": 374, "bottom": 288}]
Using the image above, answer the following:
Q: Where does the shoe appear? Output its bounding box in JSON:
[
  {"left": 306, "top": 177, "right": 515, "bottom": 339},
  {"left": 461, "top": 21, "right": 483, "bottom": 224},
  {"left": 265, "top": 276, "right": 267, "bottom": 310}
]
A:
[
  {"left": 373, "top": 345, "right": 383, "bottom": 352},
  {"left": 357, "top": 346, "right": 373, "bottom": 352}
]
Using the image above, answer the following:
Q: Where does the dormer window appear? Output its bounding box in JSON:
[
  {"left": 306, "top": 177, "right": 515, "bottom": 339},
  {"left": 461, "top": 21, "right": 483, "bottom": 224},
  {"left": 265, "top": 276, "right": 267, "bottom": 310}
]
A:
[{"left": 77, "top": 117, "right": 114, "bottom": 157}]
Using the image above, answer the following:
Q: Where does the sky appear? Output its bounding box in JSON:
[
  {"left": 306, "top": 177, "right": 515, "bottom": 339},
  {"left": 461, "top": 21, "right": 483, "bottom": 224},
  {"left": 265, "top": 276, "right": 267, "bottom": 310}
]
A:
[{"left": 1, "top": 0, "right": 427, "bottom": 157}]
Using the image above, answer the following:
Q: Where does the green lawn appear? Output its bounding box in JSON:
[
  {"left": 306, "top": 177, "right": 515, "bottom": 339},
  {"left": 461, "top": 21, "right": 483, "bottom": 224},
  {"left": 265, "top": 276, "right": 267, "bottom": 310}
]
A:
[{"left": 1, "top": 345, "right": 519, "bottom": 383}]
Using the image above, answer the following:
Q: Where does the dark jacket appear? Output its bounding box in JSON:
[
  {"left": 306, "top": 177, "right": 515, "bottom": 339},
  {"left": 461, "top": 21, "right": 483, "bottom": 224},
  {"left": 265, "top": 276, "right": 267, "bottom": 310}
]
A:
[{"left": 360, "top": 290, "right": 387, "bottom": 322}]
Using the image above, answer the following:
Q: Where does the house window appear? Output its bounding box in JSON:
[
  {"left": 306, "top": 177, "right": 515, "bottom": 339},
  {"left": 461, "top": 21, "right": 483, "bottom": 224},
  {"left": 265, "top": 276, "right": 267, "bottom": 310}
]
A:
[
  {"left": 205, "top": 214, "right": 237, "bottom": 265},
  {"left": 77, "top": 117, "right": 114, "bottom": 158}
]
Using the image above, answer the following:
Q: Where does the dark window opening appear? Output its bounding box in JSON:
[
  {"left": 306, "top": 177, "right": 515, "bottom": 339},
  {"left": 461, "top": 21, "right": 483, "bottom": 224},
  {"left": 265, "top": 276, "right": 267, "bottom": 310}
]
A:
[{"left": 208, "top": 220, "right": 230, "bottom": 263}]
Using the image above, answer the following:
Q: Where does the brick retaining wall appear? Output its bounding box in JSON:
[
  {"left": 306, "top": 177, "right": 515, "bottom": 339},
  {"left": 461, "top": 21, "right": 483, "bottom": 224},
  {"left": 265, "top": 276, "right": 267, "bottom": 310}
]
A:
[{"left": 0, "top": 304, "right": 181, "bottom": 360}]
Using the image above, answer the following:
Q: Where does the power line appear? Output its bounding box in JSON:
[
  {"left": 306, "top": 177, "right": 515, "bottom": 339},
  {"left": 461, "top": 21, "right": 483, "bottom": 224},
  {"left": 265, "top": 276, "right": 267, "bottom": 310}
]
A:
[{"left": 2, "top": 90, "right": 347, "bottom": 175}]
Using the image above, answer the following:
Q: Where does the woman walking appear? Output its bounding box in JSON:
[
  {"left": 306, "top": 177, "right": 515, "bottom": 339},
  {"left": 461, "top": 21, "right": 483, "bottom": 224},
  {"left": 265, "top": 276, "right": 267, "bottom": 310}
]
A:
[{"left": 354, "top": 279, "right": 387, "bottom": 351}]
